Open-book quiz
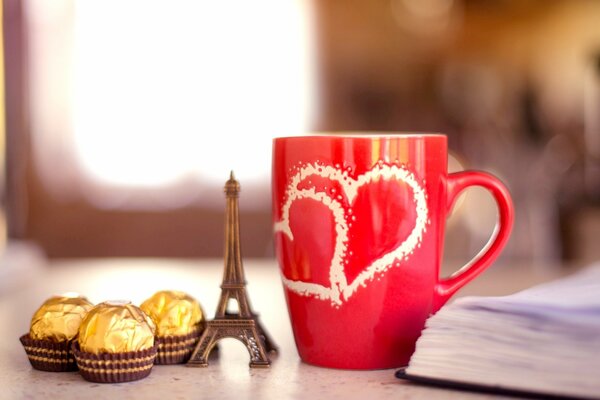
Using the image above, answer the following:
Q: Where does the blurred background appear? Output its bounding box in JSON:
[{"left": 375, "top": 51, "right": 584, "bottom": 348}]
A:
[{"left": 2, "top": 0, "right": 600, "bottom": 266}]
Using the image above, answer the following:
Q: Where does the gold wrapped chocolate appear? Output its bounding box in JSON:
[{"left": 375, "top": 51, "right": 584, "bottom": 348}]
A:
[
  {"left": 140, "top": 290, "right": 204, "bottom": 336},
  {"left": 29, "top": 294, "right": 94, "bottom": 342},
  {"left": 78, "top": 301, "right": 156, "bottom": 354}
]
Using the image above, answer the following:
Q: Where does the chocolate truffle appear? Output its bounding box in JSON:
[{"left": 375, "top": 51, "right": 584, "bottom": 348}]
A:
[
  {"left": 20, "top": 293, "right": 93, "bottom": 372},
  {"left": 140, "top": 290, "right": 205, "bottom": 364},
  {"left": 72, "top": 301, "right": 158, "bottom": 383}
]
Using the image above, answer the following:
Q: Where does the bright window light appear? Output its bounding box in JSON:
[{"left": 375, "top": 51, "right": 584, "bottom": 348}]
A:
[{"left": 27, "top": 0, "right": 315, "bottom": 208}]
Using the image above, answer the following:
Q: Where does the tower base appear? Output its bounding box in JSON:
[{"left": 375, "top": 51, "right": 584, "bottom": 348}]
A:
[{"left": 187, "top": 318, "right": 272, "bottom": 368}]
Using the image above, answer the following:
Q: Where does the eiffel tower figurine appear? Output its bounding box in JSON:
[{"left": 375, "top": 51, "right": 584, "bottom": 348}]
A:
[{"left": 188, "top": 171, "right": 277, "bottom": 368}]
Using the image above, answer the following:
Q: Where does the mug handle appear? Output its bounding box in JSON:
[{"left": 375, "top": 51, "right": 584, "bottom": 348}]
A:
[{"left": 432, "top": 171, "right": 515, "bottom": 312}]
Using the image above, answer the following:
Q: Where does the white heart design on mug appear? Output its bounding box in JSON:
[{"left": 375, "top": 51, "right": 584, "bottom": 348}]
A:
[{"left": 274, "top": 162, "right": 429, "bottom": 306}]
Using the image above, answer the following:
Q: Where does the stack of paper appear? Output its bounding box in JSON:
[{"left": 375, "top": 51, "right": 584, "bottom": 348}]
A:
[{"left": 402, "top": 265, "right": 600, "bottom": 399}]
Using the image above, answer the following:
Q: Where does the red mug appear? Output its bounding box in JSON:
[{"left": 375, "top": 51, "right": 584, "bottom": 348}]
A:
[{"left": 272, "top": 133, "right": 514, "bottom": 370}]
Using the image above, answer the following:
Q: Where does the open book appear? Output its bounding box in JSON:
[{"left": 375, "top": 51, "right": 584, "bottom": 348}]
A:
[{"left": 398, "top": 264, "right": 600, "bottom": 399}]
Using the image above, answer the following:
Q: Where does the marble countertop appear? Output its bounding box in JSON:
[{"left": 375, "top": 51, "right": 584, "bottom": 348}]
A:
[{"left": 0, "top": 257, "right": 573, "bottom": 400}]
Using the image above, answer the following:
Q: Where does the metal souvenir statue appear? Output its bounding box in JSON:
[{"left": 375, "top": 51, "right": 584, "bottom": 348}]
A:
[{"left": 188, "top": 172, "right": 277, "bottom": 368}]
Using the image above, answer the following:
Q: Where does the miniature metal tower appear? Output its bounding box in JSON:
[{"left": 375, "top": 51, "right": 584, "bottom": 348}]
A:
[{"left": 187, "top": 172, "right": 277, "bottom": 368}]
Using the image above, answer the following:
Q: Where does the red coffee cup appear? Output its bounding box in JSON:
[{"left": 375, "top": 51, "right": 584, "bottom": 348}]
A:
[{"left": 272, "top": 133, "right": 514, "bottom": 370}]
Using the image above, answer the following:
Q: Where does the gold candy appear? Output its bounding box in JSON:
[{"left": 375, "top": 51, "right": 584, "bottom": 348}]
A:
[
  {"left": 140, "top": 290, "right": 204, "bottom": 337},
  {"left": 78, "top": 301, "right": 156, "bottom": 354},
  {"left": 29, "top": 294, "right": 94, "bottom": 342}
]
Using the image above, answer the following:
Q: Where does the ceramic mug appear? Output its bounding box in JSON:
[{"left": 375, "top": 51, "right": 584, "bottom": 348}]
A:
[{"left": 272, "top": 133, "right": 514, "bottom": 370}]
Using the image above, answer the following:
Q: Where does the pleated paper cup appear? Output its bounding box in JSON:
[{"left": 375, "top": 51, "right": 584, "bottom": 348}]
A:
[
  {"left": 20, "top": 334, "right": 78, "bottom": 372},
  {"left": 71, "top": 341, "right": 158, "bottom": 383},
  {"left": 155, "top": 324, "right": 202, "bottom": 365}
]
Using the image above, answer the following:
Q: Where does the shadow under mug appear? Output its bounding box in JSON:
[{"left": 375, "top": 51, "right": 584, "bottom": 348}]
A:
[{"left": 272, "top": 133, "right": 514, "bottom": 370}]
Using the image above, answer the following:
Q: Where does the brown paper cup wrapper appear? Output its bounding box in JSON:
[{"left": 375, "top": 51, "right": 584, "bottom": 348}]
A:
[
  {"left": 71, "top": 341, "right": 158, "bottom": 383},
  {"left": 155, "top": 324, "right": 202, "bottom": 365},
  {"left": 20, "top": 334, "right": 78, "bottom": 372}
]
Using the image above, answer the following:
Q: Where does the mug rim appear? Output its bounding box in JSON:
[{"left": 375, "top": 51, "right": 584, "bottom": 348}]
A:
[{"left": 274, "top": 132, "right": 446, "bottom": 140}]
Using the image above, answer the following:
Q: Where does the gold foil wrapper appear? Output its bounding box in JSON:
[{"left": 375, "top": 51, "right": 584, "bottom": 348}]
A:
[
  {"left": 140, "top": 290, "right": 204, "bottom": 337},
  {"left": 29, "top": 294, "right": 94, "bottom": 342},
  {"left": 78, "top": 301, "right": 156, "bottom": 354}
]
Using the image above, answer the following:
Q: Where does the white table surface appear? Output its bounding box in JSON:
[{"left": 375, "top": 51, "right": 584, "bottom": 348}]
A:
[{"left": 0, "top": 257, "right": 576, "bottom": 400}]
